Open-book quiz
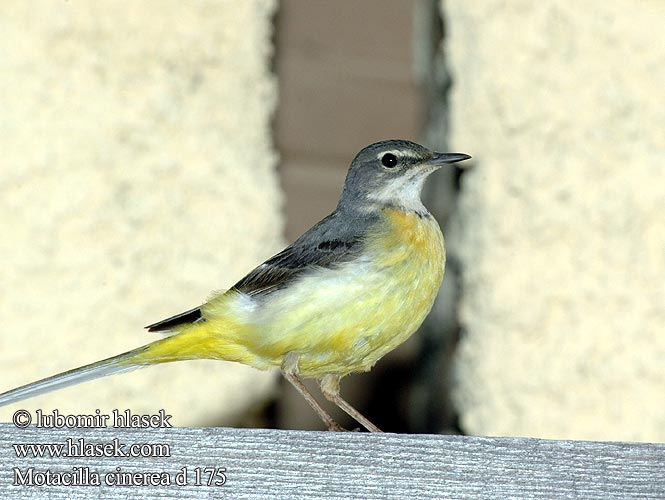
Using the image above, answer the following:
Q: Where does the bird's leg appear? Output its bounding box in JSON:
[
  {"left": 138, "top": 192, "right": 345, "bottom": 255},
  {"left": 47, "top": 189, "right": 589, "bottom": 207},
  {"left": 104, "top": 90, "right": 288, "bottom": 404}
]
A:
[
  {"left": 319, "top": 374, "right": 382, "bottom": 432},
  {"left": 281, "top": 352, "right": 347, "bottom": 432}
]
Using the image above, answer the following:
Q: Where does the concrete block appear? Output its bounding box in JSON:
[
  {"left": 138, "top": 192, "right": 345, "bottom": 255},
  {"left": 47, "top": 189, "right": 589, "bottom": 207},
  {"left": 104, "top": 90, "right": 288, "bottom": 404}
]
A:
[{"left": 446, "top": 0, "right": 665, "bottom": 441}]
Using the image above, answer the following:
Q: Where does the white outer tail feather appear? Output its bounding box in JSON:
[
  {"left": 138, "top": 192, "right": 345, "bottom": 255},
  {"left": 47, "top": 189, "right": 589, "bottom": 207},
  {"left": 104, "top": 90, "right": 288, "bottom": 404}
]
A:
[{"left": 0, "top": 349, "right": 145, "bottom": 407}]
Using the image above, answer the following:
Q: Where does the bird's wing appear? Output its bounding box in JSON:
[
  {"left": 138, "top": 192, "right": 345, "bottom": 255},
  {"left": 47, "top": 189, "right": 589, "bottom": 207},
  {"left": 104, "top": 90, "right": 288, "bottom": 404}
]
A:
[
  {"left": 232, "top": 210, "right": 371, "bottom": 295},
  {"left": 146, "top": 210, "right": 375, "bottom": 332}
]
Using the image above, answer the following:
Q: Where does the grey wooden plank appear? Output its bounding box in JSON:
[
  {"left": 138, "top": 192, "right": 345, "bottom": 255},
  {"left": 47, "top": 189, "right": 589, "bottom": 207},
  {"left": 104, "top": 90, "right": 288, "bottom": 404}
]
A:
[{"left": 0, "top": 423, "right": 663, "bottom": 499}]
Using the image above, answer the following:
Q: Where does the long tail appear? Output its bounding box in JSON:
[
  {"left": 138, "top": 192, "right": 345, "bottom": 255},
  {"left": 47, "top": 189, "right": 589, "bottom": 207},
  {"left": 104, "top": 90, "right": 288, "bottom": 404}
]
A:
[
  {"left": 0, "top": 322, "right": 252, "bottom": 407},
  {"left": 0, "top": 345, "right": 152, "bottom": 407}
]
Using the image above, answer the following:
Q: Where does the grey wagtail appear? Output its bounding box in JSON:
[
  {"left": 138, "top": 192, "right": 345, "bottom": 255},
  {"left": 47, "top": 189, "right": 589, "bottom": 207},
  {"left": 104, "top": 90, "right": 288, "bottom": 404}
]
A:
[{"left": 0, "top": 139, "right": 471, "bottom": 432}]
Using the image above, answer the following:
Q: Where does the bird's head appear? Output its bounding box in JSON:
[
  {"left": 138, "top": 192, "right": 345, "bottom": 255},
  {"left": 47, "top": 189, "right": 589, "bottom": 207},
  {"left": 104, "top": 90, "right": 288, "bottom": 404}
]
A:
[{"left": 339, "top": 139, "right": 471, "bottom": 213}]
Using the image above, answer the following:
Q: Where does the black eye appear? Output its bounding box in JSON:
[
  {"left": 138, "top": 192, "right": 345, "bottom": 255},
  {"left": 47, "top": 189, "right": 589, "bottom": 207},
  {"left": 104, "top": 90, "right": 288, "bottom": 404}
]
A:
[{"left": 381, "top": 153, "right": 398, "bottom": 168}]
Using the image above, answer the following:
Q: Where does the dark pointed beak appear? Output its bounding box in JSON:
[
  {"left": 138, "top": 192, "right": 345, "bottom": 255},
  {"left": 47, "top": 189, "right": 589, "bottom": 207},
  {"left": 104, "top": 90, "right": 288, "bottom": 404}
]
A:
[{"left": 430, "top": 152, "right": 472, "bottom": 165}]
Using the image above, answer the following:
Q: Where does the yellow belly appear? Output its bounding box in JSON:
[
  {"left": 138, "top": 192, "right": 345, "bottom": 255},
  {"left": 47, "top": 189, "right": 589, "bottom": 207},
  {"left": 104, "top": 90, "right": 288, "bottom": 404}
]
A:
[
  {"left": 134, "top": 208, "right": 445, "bottom": 378},
  {"left": 246, "top": 208, "right": 446, "bottom": 378}
]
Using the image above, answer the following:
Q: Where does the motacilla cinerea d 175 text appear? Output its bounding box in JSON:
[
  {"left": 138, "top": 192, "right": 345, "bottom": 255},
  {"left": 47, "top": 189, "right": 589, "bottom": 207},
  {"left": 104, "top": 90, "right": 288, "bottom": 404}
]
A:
[{"left": 0, "top": 140, "right": 470, "bottom": 432}]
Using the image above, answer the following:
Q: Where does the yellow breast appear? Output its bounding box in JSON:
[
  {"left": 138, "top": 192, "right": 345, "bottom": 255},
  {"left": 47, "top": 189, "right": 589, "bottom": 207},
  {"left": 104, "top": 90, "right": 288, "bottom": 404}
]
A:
[
  {"left": 354, "top": 208, "right": 446, "bottom": 366},
  {"left": 371, "top": 208, "right": 446, "bottom": 271}
]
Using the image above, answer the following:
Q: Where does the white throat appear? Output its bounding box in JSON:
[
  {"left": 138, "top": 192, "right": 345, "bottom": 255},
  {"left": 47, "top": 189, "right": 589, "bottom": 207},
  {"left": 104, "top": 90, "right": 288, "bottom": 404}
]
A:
[{"left": 366, "top": 170, "right": 432, "bottom": 213}]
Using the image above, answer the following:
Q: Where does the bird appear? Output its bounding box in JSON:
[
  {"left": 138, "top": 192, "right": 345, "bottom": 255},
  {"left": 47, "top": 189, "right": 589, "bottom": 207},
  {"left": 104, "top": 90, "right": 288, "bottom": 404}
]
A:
[{"left": 0, "top": 139, "right": 470, "bottom": 432}]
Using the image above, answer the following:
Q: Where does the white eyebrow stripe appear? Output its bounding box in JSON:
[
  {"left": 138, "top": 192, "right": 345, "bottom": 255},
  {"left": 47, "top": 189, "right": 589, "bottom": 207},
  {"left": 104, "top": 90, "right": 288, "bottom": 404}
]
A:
[{"left": 376, "top": 150, "right": 422, "bottom": 161}]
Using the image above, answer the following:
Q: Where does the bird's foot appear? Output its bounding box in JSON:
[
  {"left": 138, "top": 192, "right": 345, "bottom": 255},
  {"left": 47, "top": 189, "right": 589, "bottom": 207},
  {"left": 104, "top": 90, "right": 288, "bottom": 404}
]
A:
[{"left": 326, "top": 422, "right": 349, "bottom": 432}]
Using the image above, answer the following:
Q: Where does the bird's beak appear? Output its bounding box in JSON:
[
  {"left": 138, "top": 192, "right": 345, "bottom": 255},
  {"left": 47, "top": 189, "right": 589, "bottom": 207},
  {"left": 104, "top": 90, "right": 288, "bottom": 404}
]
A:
[{"left": 429, "top": 152, "right": 472, "bottom": 166}]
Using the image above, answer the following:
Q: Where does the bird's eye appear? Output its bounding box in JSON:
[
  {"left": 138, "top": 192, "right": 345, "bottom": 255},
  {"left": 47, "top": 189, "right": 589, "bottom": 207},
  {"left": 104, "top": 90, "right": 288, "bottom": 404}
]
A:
[{"left": 381, "top": 153, "right": 398, "bottom": 168}]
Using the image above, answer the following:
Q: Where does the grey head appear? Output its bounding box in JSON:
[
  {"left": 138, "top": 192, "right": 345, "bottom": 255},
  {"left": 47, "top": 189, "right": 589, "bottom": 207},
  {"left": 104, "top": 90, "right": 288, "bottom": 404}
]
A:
[{"left": 338, "top": 139, "right": 470, "bottom": 213}]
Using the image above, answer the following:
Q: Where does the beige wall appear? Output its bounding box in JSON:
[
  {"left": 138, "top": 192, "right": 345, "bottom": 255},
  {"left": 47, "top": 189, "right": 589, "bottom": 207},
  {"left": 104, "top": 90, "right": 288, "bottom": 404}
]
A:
[
  {"left": 0, "top": 1, "right": 281, "bottom": 426},
  {"left": 446, "top": 1, "right": 665, "bottom": 441}
]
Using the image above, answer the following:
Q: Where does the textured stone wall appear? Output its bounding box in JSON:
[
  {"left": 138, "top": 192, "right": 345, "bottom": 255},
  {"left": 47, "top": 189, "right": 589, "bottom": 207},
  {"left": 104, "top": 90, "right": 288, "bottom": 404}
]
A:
[
  {"left": 445, "top": 1, "right": 665, "bottom": 441},
  {"left": 0, "top": 1, "right": 281, "bottom": 425}
]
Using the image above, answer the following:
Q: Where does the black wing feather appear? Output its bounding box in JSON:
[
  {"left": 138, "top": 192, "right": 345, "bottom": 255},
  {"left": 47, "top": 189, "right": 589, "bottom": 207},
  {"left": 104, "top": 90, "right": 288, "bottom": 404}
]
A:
[{"left": 145, "top": 306, "right": 203, "bottom": 332}]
